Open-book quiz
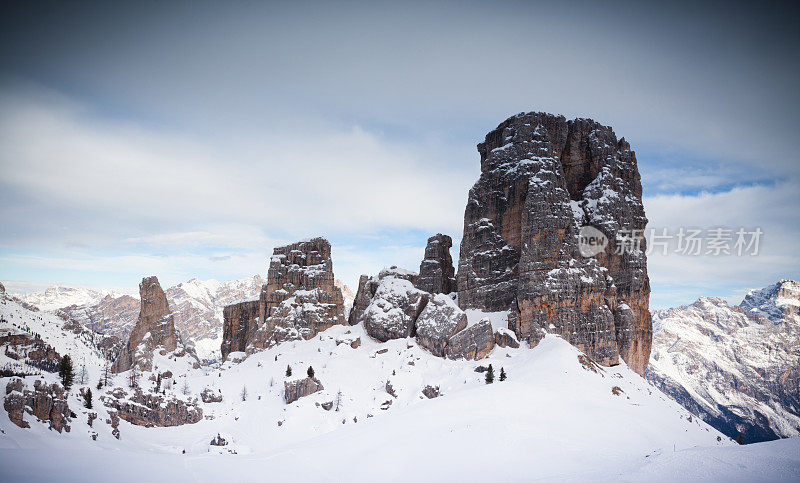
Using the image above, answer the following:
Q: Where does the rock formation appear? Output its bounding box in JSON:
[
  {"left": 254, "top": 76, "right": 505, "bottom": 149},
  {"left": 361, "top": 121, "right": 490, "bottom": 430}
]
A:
[
  {"left": 4, "top": 378, "right": 72, "bottom": 433},
  {"left": 102, "top": 387, "right": 202, "bottom": 427},
  {"left": 348, "top": 267, "right": 417, "bottom": 326},
  {"left": 445, "top": 319, "right": 495, "bottom": 360},
  {"left": 363, "top": 273, "right": 429, "bottom": 342},
  {"left": 221, "top": 238, "right": 345, "bottom": 360},
  {"left": 456, "top": 112, "right": 651, "bottom": 374},
  {"left": 220, "top": 299, "right": 259, "bottom": 360},
  {"left": 415, "top": 234, "right": 456, "bottom": 295},
  {"left": 284, "top": 377, "right": 324, "bottom": 404},
  {"left": 415, "top": 293, "right": 467, "bottom": 356},
  {"left": 112, "top": 276, "right": 195, "bottom": 373}
]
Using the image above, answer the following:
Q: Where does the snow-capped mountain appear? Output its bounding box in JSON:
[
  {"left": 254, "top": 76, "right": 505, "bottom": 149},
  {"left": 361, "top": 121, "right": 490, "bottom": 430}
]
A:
[
  {"left": 14, "top": 286, "right": 117, "bottom": 312},
  {"left": 647, "top": 280, "right": 800, "bottom": 443},
  {"left": 1, "top": 292, "right": 110, "bottom": 378},
  {"left": 15, "top": 276, "right": 267, "bottom": 361}
]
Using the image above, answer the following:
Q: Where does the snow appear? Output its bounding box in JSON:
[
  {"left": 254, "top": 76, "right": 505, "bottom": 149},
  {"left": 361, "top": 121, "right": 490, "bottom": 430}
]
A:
[
  {"left": 2, "top": 293, "right": 794, "bottom": 481},
  {"left": 464, "top": 309, "right": 509, "bottom": 332}
]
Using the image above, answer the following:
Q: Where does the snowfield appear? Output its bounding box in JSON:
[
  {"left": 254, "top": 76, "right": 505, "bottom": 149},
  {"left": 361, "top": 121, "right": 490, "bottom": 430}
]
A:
[{"left": 1, "top": 295, "right": 798, "bottom": 481}]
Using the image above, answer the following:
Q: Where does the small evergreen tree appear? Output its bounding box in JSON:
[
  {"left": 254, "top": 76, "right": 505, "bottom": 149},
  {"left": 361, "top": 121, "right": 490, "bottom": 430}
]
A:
[
  {"left": 286, "top": 365, "right": 292, "bottom": 377},
  {"left": 240, "top": 385, "right": 248, "bottom": 401},
  {"left": 58, "top": 355, "right": 75, "bottom": 390},
  {"left": 499, "top": 367, "right": 507, "bottom": 381},
  {"left": 485, "top": 364, "right": 494, "bottom": 384},
  {"left": 96, "top": 380, "right": 103, "bottom": 390},
  {"left": 83, "top": 387, "right": 93, "bottom": 409},
  {"left": 128, "top": 366, "right": 139, "bottom": 388},
  {"left": 156, "top": 373, "right": 162, "bottom": 393},
  {"left": 307, "top": 366, "right": 314, "bottom": 378}
]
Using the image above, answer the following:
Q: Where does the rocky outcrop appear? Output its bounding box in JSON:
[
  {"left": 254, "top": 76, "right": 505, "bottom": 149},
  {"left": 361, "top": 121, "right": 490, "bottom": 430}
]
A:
[
  {"left": 113, "top": 277, "right": 184, "bottom": 373},
  {"left": 416, "top": 234, "right": 456, "bottom": 295},
  {"left": 284, "top": 377, "right": 324, "bottom": 404},
  {"left": 4, "top": 378, "right": 72, "bottom": 433},
  {"left": 445, "top": 319, "right": 495, "bottom": 360},
  {"left": 422, "top": 385, "right": 440, "bottom": 399},
  {"left": 363, "top": 275, "right": 429, "bottom": 342},
  {"left": 456, "top": 112, "right": 650, "bottom": 374},
  {"left": 201, "top": 387, "right": 223, "bottom": 403},
  {"left": 220, "top": 299, "right": 259, "bottom": 360},
  {"left": 61, "top": 294, "right": 140, "bottom": 340},
  {"left": 0, "top": 281, "right": 5, "bottom": 293},
  {"left": 102, "top": 387, "right": 202, "bottom": 427},
  {"left": 494, "top": 328, "right": 520, "bottom": 348},
  {"left": 348, "top": 267, "right": 418, "bottom": 326},
  {"left": 415, "top": 294, "right": 467, "bottom": 356},
  {"left": 221, "top": 238, "right": 345, "bottom": 359}
]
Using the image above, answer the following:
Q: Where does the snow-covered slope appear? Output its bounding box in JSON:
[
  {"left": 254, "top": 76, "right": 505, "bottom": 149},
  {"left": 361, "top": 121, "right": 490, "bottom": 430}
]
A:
[
  {"left": 1, "top": 294, "right": 108, "bottom": 376},
  {"left": 647, "top": 280, "right": 800, "bottom": 443},
  {"left": 1, "top": 308, "right": 747, "bottom": 481}
]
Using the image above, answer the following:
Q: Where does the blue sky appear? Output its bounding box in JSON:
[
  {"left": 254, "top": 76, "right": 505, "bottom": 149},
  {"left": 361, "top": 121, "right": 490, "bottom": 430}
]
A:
[{"left": 1, "top": 1, "right": 798, "bottom": 308}]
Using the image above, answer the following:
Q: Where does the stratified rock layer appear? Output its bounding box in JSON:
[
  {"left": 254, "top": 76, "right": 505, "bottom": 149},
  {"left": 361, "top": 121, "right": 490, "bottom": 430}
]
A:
[
  {"left": 416, "top": 234, "right": 456, "bottom": 295},
  {"left": 457, "top": 112, "right": 650, "bottom": 374}
]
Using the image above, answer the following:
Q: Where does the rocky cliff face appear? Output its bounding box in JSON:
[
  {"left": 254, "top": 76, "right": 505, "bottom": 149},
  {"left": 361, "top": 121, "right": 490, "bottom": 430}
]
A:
[
  {"left": 415, "top": 234, "right": 456, "bottom": 295},
  {"left": 220, "top": 299, "right": 260, "bottom": 360},
  {"left": 112, "top": 276, "right": 195, "bottom": 373},
  {"left": 102, "top": 387, "right": 203, "bottom": 427},
  {"left": 221, "top": 238, "right": 345, "bottom": 359},
  {"left": 4, "top": 378, "right": 72, "bottom": 433},
  {"left": 647, "top": 281, "right": 800, "bottom": 443},
  {"left": 62, "top": 294, "right": 140, "bottom": 340},
  {"left": 456, "top": 112, "right": 651, "bottom": 374}
]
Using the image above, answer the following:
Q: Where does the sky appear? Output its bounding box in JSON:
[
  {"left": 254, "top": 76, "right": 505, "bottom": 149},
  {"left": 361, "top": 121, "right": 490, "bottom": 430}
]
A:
[{"left": 0, "top": 0, "right": 798, "bottom": 308}]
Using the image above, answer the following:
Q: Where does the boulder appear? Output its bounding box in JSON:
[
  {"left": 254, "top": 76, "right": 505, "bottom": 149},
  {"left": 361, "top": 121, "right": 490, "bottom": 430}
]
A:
[
  {"left": 445, "top": 319, "right": 495, "bottom": 360},
  {"left": 494, "top": 328, "right": 520, "bottom": 348},
  {"left": 201, "top": 387, "right": 223, "bottom": 403},
  {"left": 363, "top": 275, "right": 429, "bottom": 342},
  {"left": 210, "top": 434, "right": 228, "bottom": 446},
  {"left": 415, "top": 234, "right": 456, "bottom": 294},
  {"left": 456, "top": 113, "right": 651, "bottom": 374},
  {"left": 263, "top": 289, "right": 345, "bottom": 346},
  {"left": 415, "top": 294, "right": 467, "bottom": 357},
  {"left": 348, "top": 267, "right": 418, "bottom": 325},
  {"left": 422, "top": 385, "right": 440, "bottom": 399},
  {"left": 284, "top": 377, "right": 324, "bottom": 404}
]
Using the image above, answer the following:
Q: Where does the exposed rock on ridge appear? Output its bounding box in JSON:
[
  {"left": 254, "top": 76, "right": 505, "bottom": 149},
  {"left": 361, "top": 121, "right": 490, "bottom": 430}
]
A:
[
  {"left": 221, "top": 238, "right": 345, "bottom": 360},
  {"left": 456, "top": 112, "right": 651, "bottom": 374},
  {"left": 415, "top": 234, "right": 456, "bottom": 295},
  {"left": 113, "top": 276, "right": 196, "bottom": 373}
]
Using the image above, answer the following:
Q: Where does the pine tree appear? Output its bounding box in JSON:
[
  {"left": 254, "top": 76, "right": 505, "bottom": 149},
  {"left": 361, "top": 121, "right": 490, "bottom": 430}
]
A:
[
  {"left": 128, "top": 366, "right": 139, "bottom": 388},
  {"left": 156, "top": 373, "right": 162, "bottom": 393},
  {"left": 485, "top": 364, "right": 494, "bottom": 384},
  {"left": 499, "top": 367, "right": 507, "bottom": 381},
  {"left": 286, "top": 365, "right": 292, "bottom": 377},
  {"left": 58, "top": 355, "right": 75, "bottom": 390},
  {"left": 83, "top": 387, "right": 93, "bottom": 409},
  {"left": 96, "top": 380, "right": 103, "bottom": 390},
  {"left": 307, "top": 366, "right": 314, "bottom": 378},
  {"left": 181, "top": 378, "right": 190, "bottom": 395},
  {"left": 240, "top": 385, "right": 248, "bottom": 401}
]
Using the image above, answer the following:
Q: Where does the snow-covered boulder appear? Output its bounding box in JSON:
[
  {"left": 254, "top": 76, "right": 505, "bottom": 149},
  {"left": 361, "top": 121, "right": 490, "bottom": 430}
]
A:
[
  {"left": 494, "top": 327, "right": 520, "bottom": 348},
  {"left": 101, "top": 387, "right": 202, "bottom": 427},
  {"left": 415, "top": 294, "right": 467, "bottom": 356},
  {"left": 201, "top": 387, "right": 223, "bottom": 403},
  {"left": 3, "top": 378, "right": 72, "bottom": 433},
  {"left": 446, "top": 319, "right": 495, "bottom": 360},
  {"left": 363, "top": 276, "right": 429, "bottom": 342},
  {"left": 284, "top": 377, "right": 324, "bottom": 404}
]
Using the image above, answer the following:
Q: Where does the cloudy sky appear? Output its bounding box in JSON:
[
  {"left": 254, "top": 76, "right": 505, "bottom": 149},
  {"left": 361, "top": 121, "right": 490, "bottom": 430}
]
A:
[{"left": 1, "top": 1, "right": 798, "bottom": 308}]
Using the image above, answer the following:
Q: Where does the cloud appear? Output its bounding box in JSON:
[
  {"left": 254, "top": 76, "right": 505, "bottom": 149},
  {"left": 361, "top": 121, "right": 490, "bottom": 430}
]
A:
[{"left": 644, "top": 182, "right": 800, "bottom": 307}]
